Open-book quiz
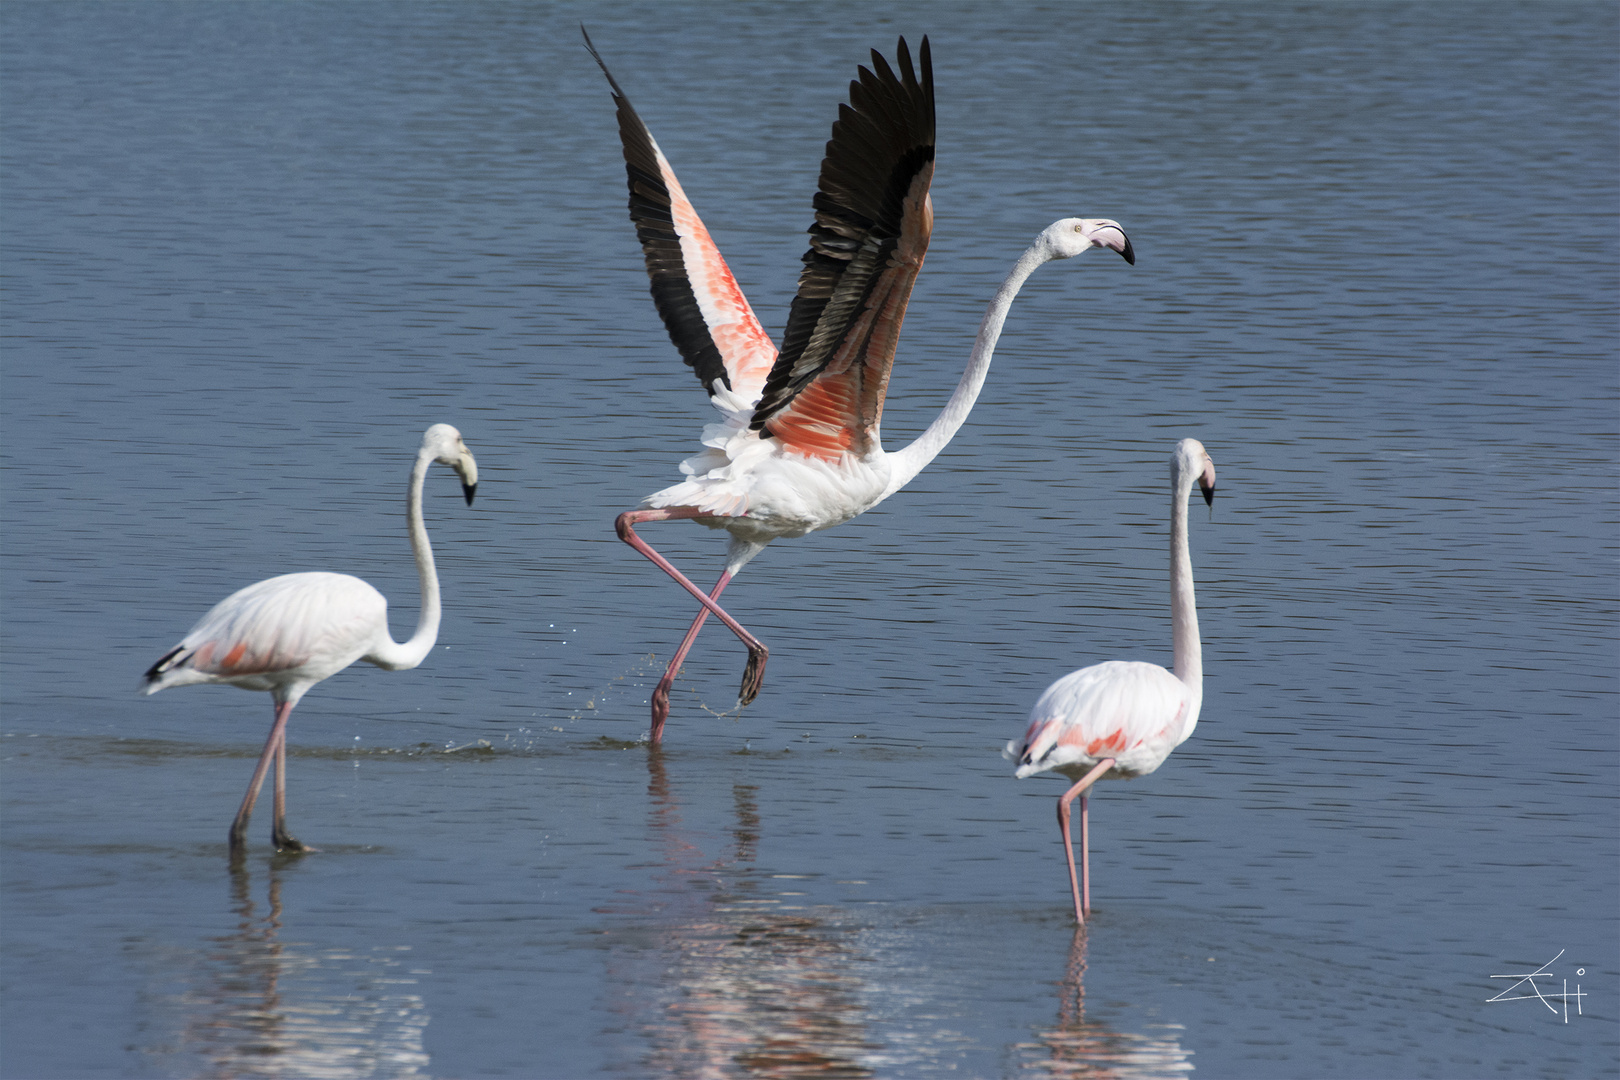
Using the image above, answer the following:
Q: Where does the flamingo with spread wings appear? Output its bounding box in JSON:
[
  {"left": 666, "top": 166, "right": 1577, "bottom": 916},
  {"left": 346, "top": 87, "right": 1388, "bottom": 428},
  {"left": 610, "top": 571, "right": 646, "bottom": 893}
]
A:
[{"left": 587, "top": 33, "right": 1135, "bottom": 741}]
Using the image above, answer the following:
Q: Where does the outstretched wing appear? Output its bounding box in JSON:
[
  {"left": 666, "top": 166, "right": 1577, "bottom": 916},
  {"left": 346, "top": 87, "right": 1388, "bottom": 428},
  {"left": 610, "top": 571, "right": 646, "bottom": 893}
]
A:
[
  {"left": 749, "top": 37, "right": 935, "bottom": 461},
  {"left": 584, "top": 29, "right": 777, "bottom": 406}
]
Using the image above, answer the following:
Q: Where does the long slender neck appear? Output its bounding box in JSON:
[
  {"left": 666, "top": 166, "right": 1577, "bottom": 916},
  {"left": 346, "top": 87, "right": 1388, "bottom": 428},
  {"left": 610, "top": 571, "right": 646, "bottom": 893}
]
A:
[
  {"left": 883, "top": 241, "right": 1051, "bottom": 495},
  {"left": 371, "top": 449, "right": 441, "bottom": 670},
  {"left": 1169, "top": 469, "right": 1202, "bottom": 715}
]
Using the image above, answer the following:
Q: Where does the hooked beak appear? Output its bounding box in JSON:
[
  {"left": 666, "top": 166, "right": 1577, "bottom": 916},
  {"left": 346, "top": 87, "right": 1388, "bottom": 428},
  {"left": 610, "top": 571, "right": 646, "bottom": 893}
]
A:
[
  {"left": 1097, "top": 225, "right": 1134, "bottom": 265},
  {"left": 1199, "top": 461, "right": 1217, "bottom": 507},
  {"left": 1114, "top": 232, "right": 1135, "bottom": 266},
  {"left": 455, "top": 450, "right": 479, "bottom": 505}
]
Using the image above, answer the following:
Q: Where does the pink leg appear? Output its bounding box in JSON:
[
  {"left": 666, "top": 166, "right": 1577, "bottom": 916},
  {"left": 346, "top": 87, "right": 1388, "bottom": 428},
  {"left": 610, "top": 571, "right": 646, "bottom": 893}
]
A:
[
  {"left": 271, "top": 726, "right": 312, "bottom": 853},
  {"left": 1055, "top": 758, "right": 1115, "bottom": 925},
  {"left": 649, "top": 571, "right": 736, "bottom": 743},
  {"left": 616, "top": 509, "right": 768, "bottom": 742},
  {"left": 1081, "top": 793, "right": 1093, "bottom": 917},
  {"left": 230, "top": 700, "right": 295, "bottom": 854}
]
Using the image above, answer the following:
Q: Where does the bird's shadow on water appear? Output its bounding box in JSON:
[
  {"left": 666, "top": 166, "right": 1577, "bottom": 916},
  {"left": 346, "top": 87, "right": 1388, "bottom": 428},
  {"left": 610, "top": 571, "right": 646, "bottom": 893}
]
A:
[
  {"left": 1009, "top": 927, "right": 1197, "bottom": 1078},
  {"left": 141, "top": 856, "right": 432, "bottom": 1078},
  {"left": 588, "top": 748, "right": 1200, "bottom": 1078},
  {"left": 589, "top": 747, "right": 887, "bottom": 1076}
]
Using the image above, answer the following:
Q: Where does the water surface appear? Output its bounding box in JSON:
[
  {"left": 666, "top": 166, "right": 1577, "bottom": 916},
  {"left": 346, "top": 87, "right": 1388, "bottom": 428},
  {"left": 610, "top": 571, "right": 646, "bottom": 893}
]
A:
[{"left": 3, "top": 2, "right": 1616, "bottom": 1077}]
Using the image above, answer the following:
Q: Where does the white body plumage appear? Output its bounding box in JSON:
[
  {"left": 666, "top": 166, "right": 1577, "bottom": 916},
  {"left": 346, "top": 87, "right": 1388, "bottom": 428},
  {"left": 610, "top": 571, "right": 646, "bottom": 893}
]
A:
[
  {"left": 142, "top": 572, "right": 396, "bottom": 706},
  {"left": 1005, "top": 438, "right": 1216, "bottom": 785},
  {"left": 1009, "top": 660, "right": 1197, "bottom": 781},
  {"left": 645, "top": 412, "right": 894, "bottom": 551}
]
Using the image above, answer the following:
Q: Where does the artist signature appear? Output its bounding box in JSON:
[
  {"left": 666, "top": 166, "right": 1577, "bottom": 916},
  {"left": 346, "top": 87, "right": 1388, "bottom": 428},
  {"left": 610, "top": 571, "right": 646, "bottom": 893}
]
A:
[{"left": 1487, "top": 949, "right": 1585, "bottom": 1023}]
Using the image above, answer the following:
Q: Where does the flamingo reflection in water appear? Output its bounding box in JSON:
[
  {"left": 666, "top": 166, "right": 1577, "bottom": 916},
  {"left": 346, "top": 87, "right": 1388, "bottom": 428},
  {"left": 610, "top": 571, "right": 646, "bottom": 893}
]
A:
[
  {"left": 1012, "top": 930, "right": 1195, "bottom": 1078},
  {"left": 603, "top": 754, "right": 881, "bottom": 1077},
  {"left": 155, "top": 861, "right": 431, "bottom": 1079}
]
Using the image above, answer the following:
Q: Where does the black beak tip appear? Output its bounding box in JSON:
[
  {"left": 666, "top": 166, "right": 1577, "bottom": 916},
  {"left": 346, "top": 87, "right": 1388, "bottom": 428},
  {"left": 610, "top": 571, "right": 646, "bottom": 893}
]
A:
[
  {"left": 1201, "top": 485, "right": 1215, "bottom": 508},
  {"left": 1119, "top": 237, "right": 1136, "bottom": 266},
  {"left": 463, "top": 483, "right": 477, "bottom": 506}
]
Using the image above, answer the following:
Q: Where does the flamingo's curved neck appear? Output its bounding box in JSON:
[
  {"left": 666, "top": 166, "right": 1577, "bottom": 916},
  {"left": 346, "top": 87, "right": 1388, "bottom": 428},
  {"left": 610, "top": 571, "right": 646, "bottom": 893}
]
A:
[
  {"left": 369, "top": 448, "right": 441, "bottom": 671},
  {"left": 882, "top": 241, "right": 1051, "bottom": 495},
  {"left": 1170, "top": 465, "right": 1202, "bottom": 732}
]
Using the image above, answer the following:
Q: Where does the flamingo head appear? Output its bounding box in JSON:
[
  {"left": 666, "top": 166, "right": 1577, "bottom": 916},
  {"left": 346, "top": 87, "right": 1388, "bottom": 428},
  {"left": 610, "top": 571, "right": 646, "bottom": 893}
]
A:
[
  {"left": 1042, "top": 218, "right": 1134, "bottom": 264},
  {"left": 1173, "top": 438, "right": 1217, "bottom": 507},
  {"left": 423, "top": 423, "right": 480, "bottom": 504}
]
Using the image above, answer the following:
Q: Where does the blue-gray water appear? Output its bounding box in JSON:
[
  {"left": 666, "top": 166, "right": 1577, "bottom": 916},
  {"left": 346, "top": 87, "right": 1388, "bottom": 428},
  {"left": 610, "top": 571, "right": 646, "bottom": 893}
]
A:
[{"left": 3, "top": 3, "right": 1616, "bottom": 1077}]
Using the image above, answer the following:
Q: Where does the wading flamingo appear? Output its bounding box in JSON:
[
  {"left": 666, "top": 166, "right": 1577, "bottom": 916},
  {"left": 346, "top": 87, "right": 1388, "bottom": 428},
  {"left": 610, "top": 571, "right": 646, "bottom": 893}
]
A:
[
  {"left": 141, "top": 424, "right": 479, "bottom": 854},
  {"left": 587, "top": 32, "right": 1134, "bottom": 742},
  {"left": 1005, "top": 438, "right": 1216, "bottom": 924}
]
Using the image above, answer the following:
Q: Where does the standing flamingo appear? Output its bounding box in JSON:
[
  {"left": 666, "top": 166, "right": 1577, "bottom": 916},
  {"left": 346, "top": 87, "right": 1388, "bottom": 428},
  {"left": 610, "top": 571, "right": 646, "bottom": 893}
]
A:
[
  {"left": 1005, "top": 438, "right": 1216, "bottom": 925},
  {"left": 587, "top": 32, "right": 1134, "bottom": 742},
  {"left": 140, "top": 424, "right": 479, "bottom": 854}
]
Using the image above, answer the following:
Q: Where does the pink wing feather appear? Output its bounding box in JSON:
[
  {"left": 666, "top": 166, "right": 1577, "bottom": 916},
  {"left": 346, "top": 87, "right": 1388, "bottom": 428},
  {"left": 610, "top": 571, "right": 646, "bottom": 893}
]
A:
[
  {"left": 584, "top": 31, "right": 776, "bottom": 404},
  {"left": 749, "top": 38, "right": 936, "bottom": 461}
]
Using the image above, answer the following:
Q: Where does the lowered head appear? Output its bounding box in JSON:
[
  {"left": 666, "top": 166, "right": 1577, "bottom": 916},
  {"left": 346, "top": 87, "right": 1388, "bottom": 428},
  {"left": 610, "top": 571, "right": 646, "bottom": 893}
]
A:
[
  {"left": 1173, "top": 437, "right": 1217, "bottom": 507},
  {"left": 422, "top": 424, "right": 479, "bottom": 504},
  {"left": 1039, "top": 217, "right": 1134, "bottom": 264}
]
